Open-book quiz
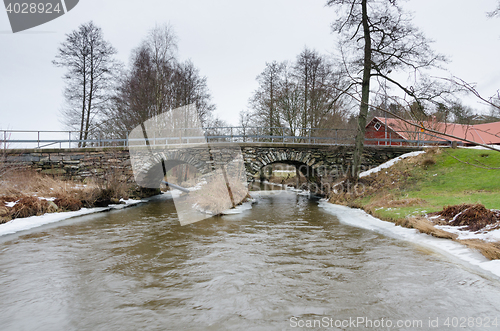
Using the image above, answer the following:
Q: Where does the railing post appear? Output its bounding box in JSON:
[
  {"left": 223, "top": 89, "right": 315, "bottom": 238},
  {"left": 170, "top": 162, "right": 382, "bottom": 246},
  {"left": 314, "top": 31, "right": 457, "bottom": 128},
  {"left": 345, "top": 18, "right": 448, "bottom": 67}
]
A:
[
  {"left": 37, "top": 131, "right": 40, "bottom": 148},
  {"left": 69, "top": 131, "right": 72, "bottom": 148}
]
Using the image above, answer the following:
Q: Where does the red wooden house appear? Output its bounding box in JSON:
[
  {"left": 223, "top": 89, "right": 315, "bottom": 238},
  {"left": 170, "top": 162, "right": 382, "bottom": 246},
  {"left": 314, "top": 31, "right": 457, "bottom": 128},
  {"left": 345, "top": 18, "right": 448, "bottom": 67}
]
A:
[{"left": 365, "top": 117, "right": 500, "bottom": 146}]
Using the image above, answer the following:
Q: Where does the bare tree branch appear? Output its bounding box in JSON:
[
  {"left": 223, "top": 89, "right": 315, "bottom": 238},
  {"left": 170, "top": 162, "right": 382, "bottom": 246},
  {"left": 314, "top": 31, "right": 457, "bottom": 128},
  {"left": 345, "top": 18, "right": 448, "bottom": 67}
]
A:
[
  {"left": 450, "top": 155, "right": 500, "bottom": 170},
  {"left": 439, "top": 76, "right": 500, "bottom": 111}
]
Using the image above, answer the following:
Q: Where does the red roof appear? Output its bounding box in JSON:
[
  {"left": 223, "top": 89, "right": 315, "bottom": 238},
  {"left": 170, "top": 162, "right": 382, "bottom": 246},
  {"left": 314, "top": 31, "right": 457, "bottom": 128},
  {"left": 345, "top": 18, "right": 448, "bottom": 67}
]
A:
[{"left": 368, "top": 117, "right": 500, "bottom": 145}]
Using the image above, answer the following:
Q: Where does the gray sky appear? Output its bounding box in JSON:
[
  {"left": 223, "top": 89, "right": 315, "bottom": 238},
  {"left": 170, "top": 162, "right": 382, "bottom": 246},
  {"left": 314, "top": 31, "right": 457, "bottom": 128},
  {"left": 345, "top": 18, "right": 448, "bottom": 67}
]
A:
[{"left": 1, "top": 0, "right": 499, "bottom": 131}]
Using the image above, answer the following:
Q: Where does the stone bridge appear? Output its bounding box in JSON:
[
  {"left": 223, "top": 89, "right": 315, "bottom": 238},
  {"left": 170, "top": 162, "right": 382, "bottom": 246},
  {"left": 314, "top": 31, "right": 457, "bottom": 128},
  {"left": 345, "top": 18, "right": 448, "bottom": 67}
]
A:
[{"left": 2, "top": 143, "right": 422, "bottom": 187}]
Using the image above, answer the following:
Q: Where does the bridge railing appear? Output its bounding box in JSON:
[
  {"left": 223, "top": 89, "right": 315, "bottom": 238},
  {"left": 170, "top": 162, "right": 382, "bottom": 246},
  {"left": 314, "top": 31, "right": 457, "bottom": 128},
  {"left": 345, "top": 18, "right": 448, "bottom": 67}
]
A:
[{"left": 1, "top": 127, "right": 453, "bottom": 150}]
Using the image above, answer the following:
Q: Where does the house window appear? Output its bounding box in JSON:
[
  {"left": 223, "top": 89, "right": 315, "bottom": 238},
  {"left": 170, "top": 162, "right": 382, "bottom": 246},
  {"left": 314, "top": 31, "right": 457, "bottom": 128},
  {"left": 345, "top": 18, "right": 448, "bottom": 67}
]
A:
[{"left": 374, "top": 122, "right": 382, "bottom": 131}]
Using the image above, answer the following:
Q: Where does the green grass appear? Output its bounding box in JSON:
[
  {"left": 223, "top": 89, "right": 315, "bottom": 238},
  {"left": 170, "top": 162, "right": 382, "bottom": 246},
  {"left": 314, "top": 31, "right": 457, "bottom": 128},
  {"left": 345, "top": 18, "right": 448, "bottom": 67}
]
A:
[{"left": 359, "top": 148, "right": 500, "bottom": 220}]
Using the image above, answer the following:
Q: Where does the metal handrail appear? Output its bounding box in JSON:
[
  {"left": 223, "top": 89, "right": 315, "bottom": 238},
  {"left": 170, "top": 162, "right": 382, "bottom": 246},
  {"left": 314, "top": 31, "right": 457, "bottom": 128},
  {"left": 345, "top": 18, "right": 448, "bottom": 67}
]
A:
[{"left": 1, "top": 127, "right": 452, "bottom": 150}]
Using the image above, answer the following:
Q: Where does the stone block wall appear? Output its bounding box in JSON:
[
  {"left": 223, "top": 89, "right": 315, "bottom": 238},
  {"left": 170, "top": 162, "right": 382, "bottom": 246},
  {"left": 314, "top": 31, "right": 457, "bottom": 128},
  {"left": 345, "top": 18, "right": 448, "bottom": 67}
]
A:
[{"left": 2, "top": 147, "right": 134, "bottom": 183}]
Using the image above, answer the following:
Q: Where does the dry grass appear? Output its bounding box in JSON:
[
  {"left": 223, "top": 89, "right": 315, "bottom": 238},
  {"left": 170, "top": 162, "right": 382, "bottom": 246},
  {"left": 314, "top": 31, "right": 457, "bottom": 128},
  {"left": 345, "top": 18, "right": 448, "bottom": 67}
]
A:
[
  {"left": 396, "top": 217, "right": 457, "bottom": 240},
  {"left": 0, "top": 167, "right": 145, "bottom": 222},
  {"left": 0, "top": 205, "right": 10, "bottom": 224},
  {"left": 387, "top": 198, "right": 427, "bottom": 207},
  {"left": 458, "top": 239, "right": 500, "bottom": 260},
  {"left": 53, "top": 196, "right": 82, "bottom": 211},
  {"left": 83, "top": 171, "right": 131, "bottom": 207},
  {"left": 328, "top": 153, "right": 423, "bottom": 205},
  {"left": 0, "top": 168, "right": 84, "bottom": 197},
  {"left": 9, "top": 196, "right": 58, "bottom": 219},
  {"left": 364, "top": 193, "right": 427, "bottom": 210}
]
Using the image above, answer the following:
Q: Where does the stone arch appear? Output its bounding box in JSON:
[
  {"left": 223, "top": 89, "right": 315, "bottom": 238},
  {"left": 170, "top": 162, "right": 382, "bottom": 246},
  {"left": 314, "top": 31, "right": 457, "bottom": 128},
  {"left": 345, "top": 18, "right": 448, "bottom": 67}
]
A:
[
  {"left": 246, "top": 149, "right": 323, "bottom": 183},
  {"left": 132, "top": 149, "right": 212, "bottom": 188}
]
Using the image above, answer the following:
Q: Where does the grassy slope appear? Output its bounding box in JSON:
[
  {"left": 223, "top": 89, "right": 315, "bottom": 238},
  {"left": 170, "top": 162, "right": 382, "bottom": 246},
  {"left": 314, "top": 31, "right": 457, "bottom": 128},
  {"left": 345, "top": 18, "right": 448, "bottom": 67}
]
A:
[{"left": 334, "top": 148, "right": 500, "bottom": 221}]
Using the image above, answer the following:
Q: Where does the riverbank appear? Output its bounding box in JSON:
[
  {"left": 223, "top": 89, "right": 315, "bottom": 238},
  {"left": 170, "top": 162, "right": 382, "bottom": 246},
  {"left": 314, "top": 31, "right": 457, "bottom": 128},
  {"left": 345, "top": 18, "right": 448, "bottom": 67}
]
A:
[
  {"left": 0, "top": 167, "right": 160, "bottom": 224},
  {"left": 328, "top": 147, "right": 500, "bottom": 260}
]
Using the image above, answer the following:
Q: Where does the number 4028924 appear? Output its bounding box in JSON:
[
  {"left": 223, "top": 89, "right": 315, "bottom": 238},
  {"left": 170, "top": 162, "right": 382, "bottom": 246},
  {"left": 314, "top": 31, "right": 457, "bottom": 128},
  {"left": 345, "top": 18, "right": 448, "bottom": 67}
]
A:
[{"left": 5, "top": 2, "right": 62, "bottom": 14}]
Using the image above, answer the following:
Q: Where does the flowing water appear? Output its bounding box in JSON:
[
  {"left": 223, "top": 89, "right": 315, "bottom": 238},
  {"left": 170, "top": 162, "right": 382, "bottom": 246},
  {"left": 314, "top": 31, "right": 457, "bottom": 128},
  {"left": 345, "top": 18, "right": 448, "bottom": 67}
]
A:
[{"left": 1, "top": 191, "right": 500, "bottom": 330}]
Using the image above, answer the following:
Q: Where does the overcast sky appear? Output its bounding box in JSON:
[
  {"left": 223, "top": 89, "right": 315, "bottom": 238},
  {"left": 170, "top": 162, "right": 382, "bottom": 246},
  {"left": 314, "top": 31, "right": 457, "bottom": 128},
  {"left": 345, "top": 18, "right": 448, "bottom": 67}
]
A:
[{"left": 1, "top": 0, "right": 499, "bottom": 132}]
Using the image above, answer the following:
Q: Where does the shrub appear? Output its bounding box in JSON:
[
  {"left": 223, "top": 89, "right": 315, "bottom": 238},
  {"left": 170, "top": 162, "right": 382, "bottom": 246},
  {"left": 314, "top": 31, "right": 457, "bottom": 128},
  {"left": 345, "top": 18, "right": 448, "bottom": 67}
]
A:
[
  {"left": 54, "top": 196, "right": 82, "bottom": 211},
  {"left": 421, "top": 158, "right": 436, "bottom": 169},
  {"left": 9, "top": 196, "right": 57, "bottom": 219}
]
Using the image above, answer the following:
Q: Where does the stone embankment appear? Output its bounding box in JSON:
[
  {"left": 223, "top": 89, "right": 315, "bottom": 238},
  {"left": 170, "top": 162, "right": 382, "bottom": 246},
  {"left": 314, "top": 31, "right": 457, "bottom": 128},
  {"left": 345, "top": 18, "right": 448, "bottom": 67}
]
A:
[{"left": 2, "top": 148, "right": 133, "bottom": 182}]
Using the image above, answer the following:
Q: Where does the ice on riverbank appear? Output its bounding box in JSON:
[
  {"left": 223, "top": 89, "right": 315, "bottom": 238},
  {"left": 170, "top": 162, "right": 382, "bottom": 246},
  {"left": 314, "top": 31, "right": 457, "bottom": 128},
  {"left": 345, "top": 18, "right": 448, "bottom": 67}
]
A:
[
  {"left": 434, "top": 223, "right": 500, "bottom": 242},
  {"left": 0, "top": 194, "right": 180, "bottom": 237},
  {"left": 319, "top": 201, "right": 500, "bottom": 279}
]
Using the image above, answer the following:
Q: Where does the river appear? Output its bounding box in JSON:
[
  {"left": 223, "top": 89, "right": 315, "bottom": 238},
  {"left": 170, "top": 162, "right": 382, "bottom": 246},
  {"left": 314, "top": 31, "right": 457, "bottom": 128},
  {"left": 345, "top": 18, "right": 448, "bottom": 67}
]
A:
[{"left": 0, "top": 191, "right": 499, "bottom": 330}]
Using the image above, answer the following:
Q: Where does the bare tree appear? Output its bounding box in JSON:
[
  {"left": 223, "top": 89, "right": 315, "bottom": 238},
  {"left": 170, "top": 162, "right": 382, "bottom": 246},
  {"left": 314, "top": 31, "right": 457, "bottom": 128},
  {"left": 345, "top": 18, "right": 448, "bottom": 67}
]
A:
[
  {"left": 326, "top": 0, "right": 445, "bottom": 180},
  {"left": 249, "top": 61, "right": 284, "bottom": 136},
  {"left": 296, "top": 48, "right": 349, "bottom": 130},
  {"left": 294, "top": 49, "right": 320, "bottom": 132},
  {"left": 238, "top": 109, "right": 253, "bottom": 141},
  {"left": 277, "top": 62, "right": 302, "bottom": 136},
  {"left": 172, "top": 60, "right": 216, "bottom": 125},
  {"left": 249, "top": 49, "right": 350, "bottom": 139},
  {"left": 103, "top": 25, "right": 214, "bottom": 137},
  {"left": 143, "top": 24, "right": 178, "bottom": 116},
  {"left": 204, "top": 115, "right": 229, "bottom": 141},
  {"left": 53, "top": 21, "right": 119, "bottom": 147}
]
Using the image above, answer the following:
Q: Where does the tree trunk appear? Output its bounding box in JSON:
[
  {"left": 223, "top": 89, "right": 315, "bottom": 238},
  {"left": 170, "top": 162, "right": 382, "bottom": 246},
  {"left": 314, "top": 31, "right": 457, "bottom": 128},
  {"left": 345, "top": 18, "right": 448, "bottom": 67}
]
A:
[
  {"left": 351, "top": 0, "right": 372, "bottom": 181},
  {"left": 79, "top": 57, "right": 87, "bottom": 148},
  {"left": 84, "top": 47, "right": 94, "bottom": 147},
  {"left": 270, "top": 77, "right": 274, "bottom": 136}
]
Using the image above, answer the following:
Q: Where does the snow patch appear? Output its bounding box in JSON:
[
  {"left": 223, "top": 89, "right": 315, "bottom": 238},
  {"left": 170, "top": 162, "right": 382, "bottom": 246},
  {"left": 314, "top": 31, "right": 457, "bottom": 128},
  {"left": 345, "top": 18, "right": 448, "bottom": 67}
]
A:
[
  {"left": 38, "top": 197, "right": 56, "bottom": 202},
  {"left": 5, "top": 201, "right": 17, "bottom": 208},
  {"left": 359, "top": 151, "right": 426, "bottom": 178},
  {"left": 460, "top": 145, "right": 500, "bottom": 151},
  {"left": 221, "top": 200, "right": 254, "bottom": 215},
  {"left": 435, "top": 224, "right": 500, "bottom": 242}
]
